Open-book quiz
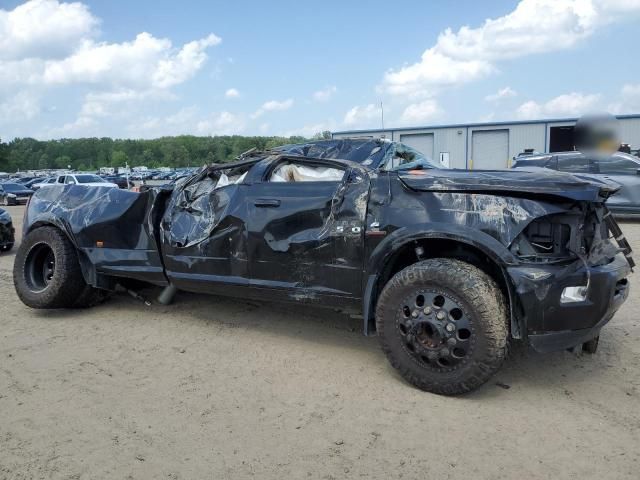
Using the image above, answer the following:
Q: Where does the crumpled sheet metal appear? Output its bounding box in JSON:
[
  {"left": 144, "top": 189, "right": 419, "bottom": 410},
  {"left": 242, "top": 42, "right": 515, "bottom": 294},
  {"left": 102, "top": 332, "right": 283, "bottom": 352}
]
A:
[
  {"left": 399, "top": 168, "right": 610, "bottom": 201},
  {"left": 163, "top": 175, "right": 235, "bottom": 249},
  {"left": 434, "top": 192, "right": 563, "bottom": 246},
  {"left": 275, "top": 139, "right": 388, "bottom": 166},
  {"left": 26, "top": 185, "right": 158, "bottom": 250},
  {"left": 164, "top": 161, "right": 349, "bottom": 250}
]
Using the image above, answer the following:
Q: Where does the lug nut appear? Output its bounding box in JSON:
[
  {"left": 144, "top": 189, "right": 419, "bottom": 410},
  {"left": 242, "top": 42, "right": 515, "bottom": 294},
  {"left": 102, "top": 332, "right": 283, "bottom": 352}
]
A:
[
  {"left": 439, "top": 348, "right": 449, "bottom": 357},
  {"left": 445, "top": 323, "right": 455, "bottom": 332},
  {"left": 423, "top": 306, "right": 432, "bottom": 315},
  {"left": 436, "top": 311, "right": 446, "bottom": 320},
  {"left": 411, "top": 311, "right": 418, "bottom": 318},
  {"left": 447, "top": 337, "right": 457, "bottom": 346}
]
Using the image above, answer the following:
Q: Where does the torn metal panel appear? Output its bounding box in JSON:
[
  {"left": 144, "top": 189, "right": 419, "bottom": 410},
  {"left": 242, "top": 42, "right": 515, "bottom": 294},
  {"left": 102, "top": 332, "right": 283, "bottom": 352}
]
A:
[
  {"left": 24, "top": 184, "right": 167, "bottom": 285},
  {"left": 160, "top": 163, "right": 253, "bottom": 290},
  {"left": 399, "top": 168, "right": 618, "bottom": 201},
  {"left": 274, "top": 139, "right": 390, "bottom": 166}
]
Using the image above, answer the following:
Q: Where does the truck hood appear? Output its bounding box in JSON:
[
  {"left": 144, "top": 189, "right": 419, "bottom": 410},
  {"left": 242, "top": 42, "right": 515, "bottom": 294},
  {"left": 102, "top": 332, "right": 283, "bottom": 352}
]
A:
[{"left": 398, "top": 168, "right": 618, "bottom": 202}]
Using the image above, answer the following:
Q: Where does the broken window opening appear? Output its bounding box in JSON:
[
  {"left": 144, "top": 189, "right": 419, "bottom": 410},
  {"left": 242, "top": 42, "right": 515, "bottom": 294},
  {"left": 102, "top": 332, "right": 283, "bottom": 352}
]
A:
[{"left": 269, "top": 162, "right": 345, "bottom": 183}]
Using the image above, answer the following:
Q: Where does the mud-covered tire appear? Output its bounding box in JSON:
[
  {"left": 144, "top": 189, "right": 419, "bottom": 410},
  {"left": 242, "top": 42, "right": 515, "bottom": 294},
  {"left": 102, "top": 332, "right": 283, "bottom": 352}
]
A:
[
  {"left": 375, "top": 258, "right": 509, "bottom": 395},
  {"left": 13, "top": 226, "right": 88, "bottom": 308}
]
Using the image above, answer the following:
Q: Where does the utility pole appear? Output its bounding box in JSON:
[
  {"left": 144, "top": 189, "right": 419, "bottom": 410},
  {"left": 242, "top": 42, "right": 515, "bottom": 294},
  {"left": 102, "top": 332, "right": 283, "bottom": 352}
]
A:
[{"left": 380, "top": 102, "right": 385, "bottom": 130}]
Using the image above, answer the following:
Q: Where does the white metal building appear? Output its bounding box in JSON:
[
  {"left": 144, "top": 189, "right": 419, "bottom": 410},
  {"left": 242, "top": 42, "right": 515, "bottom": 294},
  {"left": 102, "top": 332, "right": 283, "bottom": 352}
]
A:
[{"left": 331, "top": 114, "right": 640, "bottom": 170}]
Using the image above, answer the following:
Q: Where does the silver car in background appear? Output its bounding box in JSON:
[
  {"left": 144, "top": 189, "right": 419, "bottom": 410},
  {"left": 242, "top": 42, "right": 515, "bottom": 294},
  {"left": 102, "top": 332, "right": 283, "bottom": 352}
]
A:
[{"left": 512, "top": 151, "right": 640, "bottom": 215}]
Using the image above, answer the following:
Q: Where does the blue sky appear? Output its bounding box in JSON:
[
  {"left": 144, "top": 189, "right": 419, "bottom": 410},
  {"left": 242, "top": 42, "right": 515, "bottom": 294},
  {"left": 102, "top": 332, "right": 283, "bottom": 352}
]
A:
[{"left": 1, "top": 0, "right": 640, "bottom": 140}]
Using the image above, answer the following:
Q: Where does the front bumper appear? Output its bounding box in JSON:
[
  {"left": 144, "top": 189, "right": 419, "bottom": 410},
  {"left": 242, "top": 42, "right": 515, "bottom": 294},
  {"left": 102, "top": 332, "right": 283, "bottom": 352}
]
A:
[{"left": 508, "top": 253, "right": 631, "bottom": 353}]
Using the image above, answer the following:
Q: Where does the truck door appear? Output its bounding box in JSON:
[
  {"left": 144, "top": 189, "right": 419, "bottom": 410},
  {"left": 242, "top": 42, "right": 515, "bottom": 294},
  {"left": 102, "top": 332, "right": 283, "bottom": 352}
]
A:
[
  {"left": 161, "top": 175, "right": 250, "bottom": 295},
  {"left": 245, "top": 158, "right": 369, "bottom": 302}
]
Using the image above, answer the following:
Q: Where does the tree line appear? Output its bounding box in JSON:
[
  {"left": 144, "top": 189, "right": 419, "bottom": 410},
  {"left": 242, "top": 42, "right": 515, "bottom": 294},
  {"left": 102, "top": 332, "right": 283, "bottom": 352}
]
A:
[{"left": 0, "top": 132, "right": 331, "bottom": 173}]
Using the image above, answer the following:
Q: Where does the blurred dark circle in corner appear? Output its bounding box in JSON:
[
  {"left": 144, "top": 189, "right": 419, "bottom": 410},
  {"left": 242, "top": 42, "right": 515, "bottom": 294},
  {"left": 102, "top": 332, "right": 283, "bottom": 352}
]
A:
[{"left": 574, "top": 113, "right": 621, "bottom": 153}]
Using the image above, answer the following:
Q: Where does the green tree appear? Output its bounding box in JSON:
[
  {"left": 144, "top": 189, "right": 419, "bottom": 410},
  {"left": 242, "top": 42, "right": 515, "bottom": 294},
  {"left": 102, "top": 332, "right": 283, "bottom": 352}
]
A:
[
  {"left": 54, "top": 155, "right": 72, "bottom": 169},
  {"left": 111, "top": 150, "right": 129, "bottom": 167},
  {"left": 0, "top": 134, "right": 316, "bottom": 172},
  {"left": 38, "top": 153, "right": 49, "bottom": 170}
]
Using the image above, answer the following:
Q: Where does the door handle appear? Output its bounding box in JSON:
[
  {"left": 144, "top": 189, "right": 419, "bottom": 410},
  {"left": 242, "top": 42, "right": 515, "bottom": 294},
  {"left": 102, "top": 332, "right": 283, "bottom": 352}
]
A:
[{"left": 254, "top": 198, "right": 281, "bottom": 207}]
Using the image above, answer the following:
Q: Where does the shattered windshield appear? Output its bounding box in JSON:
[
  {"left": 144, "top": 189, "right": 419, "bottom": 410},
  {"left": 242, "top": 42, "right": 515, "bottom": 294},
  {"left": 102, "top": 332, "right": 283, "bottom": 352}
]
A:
[{"left": 380, "top": 143, "right": 440, "bottom": 171}]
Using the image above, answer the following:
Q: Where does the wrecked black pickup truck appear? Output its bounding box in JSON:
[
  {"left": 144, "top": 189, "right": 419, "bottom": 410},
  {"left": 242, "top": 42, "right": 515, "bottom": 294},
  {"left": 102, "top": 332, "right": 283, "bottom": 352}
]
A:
[{"left": 13, "top": 139, "right": 634, "bottom": 394}]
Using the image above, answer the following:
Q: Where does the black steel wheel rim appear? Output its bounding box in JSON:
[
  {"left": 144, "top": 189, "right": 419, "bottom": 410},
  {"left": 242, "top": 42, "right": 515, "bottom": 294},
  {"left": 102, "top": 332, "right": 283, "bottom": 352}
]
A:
[
  {"left": 25, "top": 243, "right": 56, "bottom": 292},
  {"left": 397, "top": 289, "right": 474, "bottom": 370}
]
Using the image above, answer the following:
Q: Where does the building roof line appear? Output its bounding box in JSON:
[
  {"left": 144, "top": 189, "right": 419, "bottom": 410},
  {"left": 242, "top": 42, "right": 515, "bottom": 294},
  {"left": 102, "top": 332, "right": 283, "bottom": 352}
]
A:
[{"left": 332, "top": 113, "right": 640, "bottom": 135}]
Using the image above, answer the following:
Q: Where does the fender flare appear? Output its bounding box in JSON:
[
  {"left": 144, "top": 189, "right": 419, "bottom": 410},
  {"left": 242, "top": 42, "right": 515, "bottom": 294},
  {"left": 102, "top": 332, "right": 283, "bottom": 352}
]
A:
[
  {"left": 23, "top": 217, "right": 101, "bottom": 288},
  {"left": 361, "top": 222, "right": 522, "bottom": 338}
]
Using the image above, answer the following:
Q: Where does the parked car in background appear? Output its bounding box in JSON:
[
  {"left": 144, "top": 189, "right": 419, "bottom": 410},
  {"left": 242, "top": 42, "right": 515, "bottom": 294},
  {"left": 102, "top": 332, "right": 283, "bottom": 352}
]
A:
[
  {"left": 31, "top": 177, "right": 58, "bottom": 190},
  {"left": 0, "top": 207, "right": 14, "bottom": 252},
  {"left": 13, "top": 177, "right": 37, "bottom": 184},
  {"left": 21, "top": 177, "right": 49, "bottom": 189},
  {"left": 53, "top": 174, "right": 118, "bottom": 188},
  {"left": 101, "top": 175, "right": 133, "bottom": 189},
  {"left": 512, "top": 151, "right": 640, "bottom": 215},
  {"left": 0, "top": 182, "right": 35, "bottom": 205}
]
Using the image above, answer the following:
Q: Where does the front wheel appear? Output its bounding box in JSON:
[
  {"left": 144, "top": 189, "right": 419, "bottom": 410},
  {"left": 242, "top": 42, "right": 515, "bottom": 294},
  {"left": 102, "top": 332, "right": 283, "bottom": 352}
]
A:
[
  {"left": 13, "top": 226, "right": 100, "bottom": 308},
  {"left": 376, "top": 258, "right": 509, "bottom": 395}
]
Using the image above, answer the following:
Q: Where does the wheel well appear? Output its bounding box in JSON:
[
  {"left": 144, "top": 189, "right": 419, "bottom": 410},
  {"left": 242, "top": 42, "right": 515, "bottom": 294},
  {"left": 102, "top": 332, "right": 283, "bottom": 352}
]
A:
[{"left": 371, "top": 238, "right": 517, "bottom": 335}]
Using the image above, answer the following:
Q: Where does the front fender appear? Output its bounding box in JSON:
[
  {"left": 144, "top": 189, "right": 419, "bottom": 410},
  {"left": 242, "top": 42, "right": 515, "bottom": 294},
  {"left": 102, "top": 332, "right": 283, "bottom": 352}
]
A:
[{"left": 365, "top": 222, "right": 517, "bottom": 279}]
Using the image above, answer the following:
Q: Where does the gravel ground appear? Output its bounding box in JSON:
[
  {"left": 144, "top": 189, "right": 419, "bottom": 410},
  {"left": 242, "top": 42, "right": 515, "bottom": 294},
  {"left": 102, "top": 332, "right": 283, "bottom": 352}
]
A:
[{"left": 1, "top": 204, "right": 639, "bottom": 479}]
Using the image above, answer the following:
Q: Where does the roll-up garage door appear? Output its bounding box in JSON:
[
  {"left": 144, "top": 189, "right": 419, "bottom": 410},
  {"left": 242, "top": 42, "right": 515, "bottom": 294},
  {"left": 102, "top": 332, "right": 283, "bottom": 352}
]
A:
[
  {"left": 471, "top": 130, "right": 509, "bottom": 170},
  {"left": 399, "top": 133, "right": 434, "bottom": 160}
]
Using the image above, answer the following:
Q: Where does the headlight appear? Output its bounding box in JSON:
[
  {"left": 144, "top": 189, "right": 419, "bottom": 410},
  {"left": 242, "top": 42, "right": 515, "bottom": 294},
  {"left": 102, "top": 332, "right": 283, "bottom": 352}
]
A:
[
  {"left": 560, "top": 286, "right": 588, "bottom": 303},
  {"left": 7, "top": 193, "right": 16, "bottom": 199}
]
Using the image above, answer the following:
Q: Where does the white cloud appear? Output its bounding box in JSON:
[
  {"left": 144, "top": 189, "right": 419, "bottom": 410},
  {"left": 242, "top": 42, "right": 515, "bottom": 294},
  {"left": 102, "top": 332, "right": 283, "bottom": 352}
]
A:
[
  {"left": 312, "top": 86, "right": 337, "bottom": 102},
  {"left": 280, "top": 120, "right": 337, "bottom": 138},
  {"left": 380, "top": 0, "right": 640, "bottom": 98},
  {"left": 485, "top": 86, "right": 517, "bottom": 102},
  {"left": 400, "top": 99, "right": 442, "bottom": 124},
  {"left": 225, "top": 88, "right": 240, "bottom": 98},
  {"left": 196, "top": 111, "right": 245, "bottom": 135},
  {"left": 251, "top": 98, "right": 294, "bottom": 119},
  {"left": 608, "top": 84, "right": 640, "bottom": 113},
  {"left": 516, "top": 92, "right": 601, "bottom": 119},
  {"left": 45, "top": 115, "right": 97, "bottom": 138},
  {"left": 0, "top": 91, "right": 40, "bottom": 122},
  {"left": 42, "top": 32, "right": 221, "bottom": 89},
  {"left": 0, "top": 0, "right": 99, "bottom": 61},
  {"left": 343, "top": 104, "right": 381, "bottom": 126},
  {"left": 79, "top": 89, "right": 176, "bottom": 118},
  {"left": 0, "top": 1, "right": 222, "bottom": 138}
]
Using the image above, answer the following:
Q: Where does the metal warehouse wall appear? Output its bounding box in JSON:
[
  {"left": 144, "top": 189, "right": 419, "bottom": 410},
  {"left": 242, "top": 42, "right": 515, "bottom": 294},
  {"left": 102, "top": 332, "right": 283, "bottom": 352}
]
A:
[{"left": 332, "top": 115, "right": 640, "bottom": 170}]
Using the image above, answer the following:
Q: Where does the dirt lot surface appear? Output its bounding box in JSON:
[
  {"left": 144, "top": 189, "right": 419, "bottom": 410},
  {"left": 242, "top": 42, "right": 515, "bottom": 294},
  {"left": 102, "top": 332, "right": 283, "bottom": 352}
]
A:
[{"left": 1, "top": 204, "right": 639, "bottom": 479}]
